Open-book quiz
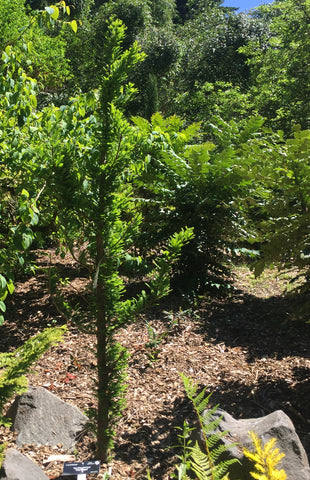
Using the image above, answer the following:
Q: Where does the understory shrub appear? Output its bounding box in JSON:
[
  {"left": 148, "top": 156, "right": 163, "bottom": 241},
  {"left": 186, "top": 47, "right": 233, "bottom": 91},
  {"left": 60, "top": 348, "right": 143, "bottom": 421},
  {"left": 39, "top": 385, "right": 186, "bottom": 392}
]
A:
[
  {"left": 0, "top": 325, "right": 67, "bottom": 426},
  {"left": 132, "top": 114, "right": 267, "bottom": 295}
]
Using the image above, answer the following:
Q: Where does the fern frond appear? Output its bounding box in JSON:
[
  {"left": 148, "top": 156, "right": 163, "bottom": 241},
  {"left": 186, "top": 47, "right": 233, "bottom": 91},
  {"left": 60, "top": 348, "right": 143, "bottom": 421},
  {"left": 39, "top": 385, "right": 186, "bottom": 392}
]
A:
[
  {"left": 201, "top": 415, "right": 225, "bottom": 437},
  {"left": 190, "top": 441, "right": 213, "bottom": 480},
  {"left": 209, "top": 442, "right": 233, "bottom": 462},
  {"left": 179, "top": 374, "right": 239, "bottom": 480},
  {"left": 214, "top": 459, "right": 236, "bottom": 479},
  {"left": 190, "top": 442, "right": 236, "bottom": 480},
  {"left": 180, "top": 372, "right": 198, "bottom": 399},
  {"left": 192, "top": 387, "right": 214, "bottom": 416}
]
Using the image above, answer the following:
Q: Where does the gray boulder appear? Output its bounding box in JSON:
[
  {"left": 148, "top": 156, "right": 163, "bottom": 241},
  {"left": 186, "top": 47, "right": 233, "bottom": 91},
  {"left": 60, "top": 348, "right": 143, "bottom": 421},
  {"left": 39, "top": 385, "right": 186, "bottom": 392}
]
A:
[
  {"left": 200, "top": 409, "right": 310, "bottom": 480},
  {"left": 7, "top": 386, "right": 88, "bottom": 450},
  {"left": 0, "top": 448, "right": 49, "bottom": 480}
]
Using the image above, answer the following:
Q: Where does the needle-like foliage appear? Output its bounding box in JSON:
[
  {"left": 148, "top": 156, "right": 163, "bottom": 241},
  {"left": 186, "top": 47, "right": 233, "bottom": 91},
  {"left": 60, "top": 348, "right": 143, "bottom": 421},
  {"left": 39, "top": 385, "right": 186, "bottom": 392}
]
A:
[{"left": 244, "top": 431, "right": 287, "bottom": 480}]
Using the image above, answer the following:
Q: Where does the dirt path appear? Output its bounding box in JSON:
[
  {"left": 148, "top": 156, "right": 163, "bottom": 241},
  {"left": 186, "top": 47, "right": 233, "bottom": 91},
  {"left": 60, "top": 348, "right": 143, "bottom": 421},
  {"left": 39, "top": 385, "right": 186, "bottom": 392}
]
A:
[{"left": 1, "top": 251, "right": 309, "bottom": 479}]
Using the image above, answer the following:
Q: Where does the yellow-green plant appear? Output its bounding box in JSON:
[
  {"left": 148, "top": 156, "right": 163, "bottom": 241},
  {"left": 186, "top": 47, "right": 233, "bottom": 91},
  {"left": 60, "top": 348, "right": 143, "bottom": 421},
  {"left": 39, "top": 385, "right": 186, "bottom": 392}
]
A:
[
  {"left": 0, "top": 442, "right": 6, "bottom": 468},
  {"left": 244, "top": 431, "right": 287, "bottom": 480},
  {"left": 0, "top": 326, "right": 67, "bottom": 426}
]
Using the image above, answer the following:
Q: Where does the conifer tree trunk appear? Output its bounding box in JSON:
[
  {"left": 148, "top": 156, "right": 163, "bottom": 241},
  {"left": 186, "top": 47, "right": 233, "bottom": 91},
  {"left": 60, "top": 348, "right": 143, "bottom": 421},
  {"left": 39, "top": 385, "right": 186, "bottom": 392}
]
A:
[{"left": 95, "top": 229, "right": 110, "bottom": 461}]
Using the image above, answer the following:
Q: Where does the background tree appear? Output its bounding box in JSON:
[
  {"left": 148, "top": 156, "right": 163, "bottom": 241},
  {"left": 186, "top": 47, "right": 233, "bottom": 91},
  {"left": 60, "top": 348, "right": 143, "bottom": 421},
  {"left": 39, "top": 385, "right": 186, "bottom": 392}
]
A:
[
  {"left": 64, "top": 0, "right": 151, "bottom": 92},
  {"left": 131, "top": 25, "right": 180, "bottom": 118},
  {"left": 64, "top": 0, "right": 178, "bottom": 102},
  {"left": 149, "top": 0, "right": 177, "bottom": 26},
  {"left": 0, "top": 0, "right": 29, "bottom": 50},
  {"left": 242, "top": 0, "right": 310, "bottom": 133},
  {"left": 177, "top": 10, "right": 263, "bottom": 90},
  {"left": 240, "top": 126, "right": 310, "bottom": 316},
  {"left": 0, "top": 0, "right": 72, "bottom": 96},
  {"left": 147, "top": 1, "right": 268, "bottom": 125}
]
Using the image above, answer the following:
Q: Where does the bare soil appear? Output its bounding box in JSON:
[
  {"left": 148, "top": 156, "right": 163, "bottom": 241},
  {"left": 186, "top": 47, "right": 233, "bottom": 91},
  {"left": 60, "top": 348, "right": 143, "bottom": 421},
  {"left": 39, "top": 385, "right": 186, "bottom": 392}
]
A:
[{"left": 0, "top": 249, "right": 309, "bottom": 479}]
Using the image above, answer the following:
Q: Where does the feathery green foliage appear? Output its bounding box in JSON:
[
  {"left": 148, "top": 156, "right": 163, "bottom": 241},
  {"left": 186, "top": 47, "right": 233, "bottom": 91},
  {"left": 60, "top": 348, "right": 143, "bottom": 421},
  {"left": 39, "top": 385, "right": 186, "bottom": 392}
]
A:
[
  {"left": 177, "top": 374, "right": 238, "bottom": 480},
  {"left": 238, "top": 126, "right": 310, "bottom": 321},
  {"left": 132, "top": 113, "right": 267, "bottom": 294},
  {"left": 0, "top": 442, "right": 6, "bottom": 468},
  {"left": 36, "top": 19, "right": 194, "bottom": 461},
  {"left": 0, "top": 326, "right": 67, "bottom": 426}
]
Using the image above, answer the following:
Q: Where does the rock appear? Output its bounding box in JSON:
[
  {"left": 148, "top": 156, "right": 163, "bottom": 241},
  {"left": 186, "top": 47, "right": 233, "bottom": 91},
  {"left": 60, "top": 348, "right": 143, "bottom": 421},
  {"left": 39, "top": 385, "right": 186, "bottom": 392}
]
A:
[
  {"left": 7, "top": 386, "right": 88, "bottom": 450},
  {"left": 0, "top": 448, "right": 49, "bottom": 480},
  {"left": 199, "top": 409, "right": 310, "bottom": 480}
]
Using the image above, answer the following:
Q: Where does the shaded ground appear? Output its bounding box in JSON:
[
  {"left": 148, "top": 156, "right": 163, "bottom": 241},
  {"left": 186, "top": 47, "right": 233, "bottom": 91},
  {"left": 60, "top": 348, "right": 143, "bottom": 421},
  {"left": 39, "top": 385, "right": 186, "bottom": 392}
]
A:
[{"left": 0, "top": 250, "right": 309, "bottom": 479}]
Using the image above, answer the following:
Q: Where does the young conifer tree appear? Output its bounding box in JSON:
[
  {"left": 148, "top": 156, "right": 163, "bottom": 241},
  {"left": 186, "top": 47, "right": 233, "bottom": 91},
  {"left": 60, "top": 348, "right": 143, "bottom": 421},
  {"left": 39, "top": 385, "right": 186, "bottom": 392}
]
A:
[{"left": 44, "top": 18, "right": 193, "bottom": 461}]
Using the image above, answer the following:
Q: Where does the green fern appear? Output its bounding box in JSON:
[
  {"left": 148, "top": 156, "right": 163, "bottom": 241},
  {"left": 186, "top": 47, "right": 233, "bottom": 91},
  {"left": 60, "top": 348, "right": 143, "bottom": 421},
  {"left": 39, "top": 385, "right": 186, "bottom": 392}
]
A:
[
  {"left": 178, "top": 374, "right": 239, "bottom": 480},
  {"left": 190, "top": 441, "right": 217, "bottom": 480}
]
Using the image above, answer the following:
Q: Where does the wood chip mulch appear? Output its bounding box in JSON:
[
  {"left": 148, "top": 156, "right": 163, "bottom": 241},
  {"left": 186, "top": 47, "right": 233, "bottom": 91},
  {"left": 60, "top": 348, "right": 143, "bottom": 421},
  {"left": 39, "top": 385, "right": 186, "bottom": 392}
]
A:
[{"left": 0, "top": 251, "right": 309, "bottom": 479}]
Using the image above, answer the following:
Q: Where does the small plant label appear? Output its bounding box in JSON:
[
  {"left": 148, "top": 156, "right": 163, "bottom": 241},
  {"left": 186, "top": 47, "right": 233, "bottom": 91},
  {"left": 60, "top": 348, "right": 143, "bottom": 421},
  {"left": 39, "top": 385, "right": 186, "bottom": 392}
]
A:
[{"left": 63, "top": 460, "right": 100, "bottom": 479}]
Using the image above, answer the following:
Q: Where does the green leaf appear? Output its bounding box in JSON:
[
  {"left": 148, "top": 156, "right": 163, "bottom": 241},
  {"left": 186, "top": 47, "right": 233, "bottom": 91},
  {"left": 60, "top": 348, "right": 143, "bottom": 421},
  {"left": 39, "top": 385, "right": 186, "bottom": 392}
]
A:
[
  {"left": 0, "top": 275, "right": 7, "bottom": 291},
  {"left": 30, "top": 212, "right": 39, "bottom": 226},
  {"left": 45, "top": 6, "right": 55, "bottom": 16},
  {"left": 7, "top": 281, "right": 14, "bottom": 295},
  {"left": 0, "top": 315, "right": 4, "bottom": 326},
  {"left": 70, "top": 20, "right": 77, "bottom": 33},
  {"left": 17, "top": 253, "right": 25, "bottom": 267},
  {"left": 21, "top": 189, "right": 29, "bottom": 199},
  {"left": 29, "top": 94, "right": 37, "bottom": 108},
  {"left": 51, "top": 6, "right": 59, "bottom": 20},
  {"left": 13, "top": 226, "right": 34, "bottom": 251},
  {"left": 0, "top": 301, "right": 6, "bottom": 313},
  {"left": 0, "top": 290, "right": 8, "bottom": 302},
  {"left": 22, "top": 232, "right": 33, "bottom": 250}
]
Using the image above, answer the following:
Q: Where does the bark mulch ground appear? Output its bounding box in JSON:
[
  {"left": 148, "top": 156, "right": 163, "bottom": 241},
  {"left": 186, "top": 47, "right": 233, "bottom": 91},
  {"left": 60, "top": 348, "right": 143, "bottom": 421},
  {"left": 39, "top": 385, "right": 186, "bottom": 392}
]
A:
[{"left": 0, "top": 249, "right": 309, "bottom": 479}]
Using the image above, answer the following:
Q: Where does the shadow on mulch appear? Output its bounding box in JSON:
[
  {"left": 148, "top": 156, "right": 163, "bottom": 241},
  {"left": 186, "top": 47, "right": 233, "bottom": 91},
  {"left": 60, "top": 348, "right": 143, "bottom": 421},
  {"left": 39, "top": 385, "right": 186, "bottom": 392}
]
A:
[
  {"left": 115, "top": 395, "right": 194, "bottom": 478},
  {"left": 197, "top": 292, "right": 310, "bottom": 361},
  {"left": 0, "top": 250, "right": 90, "bottom": 352},
  {"left": 114, "top": 290, "right": 310, "bottom": 473},
  {"left": 195, "top": 291, "right": 310, "bottom": 454},
  {"left": 0, "top": 271, "right": 65, "bottom": 353},
  {"left": 114, "top": 374, "right": 309, "bottom": 477}
]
